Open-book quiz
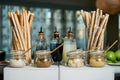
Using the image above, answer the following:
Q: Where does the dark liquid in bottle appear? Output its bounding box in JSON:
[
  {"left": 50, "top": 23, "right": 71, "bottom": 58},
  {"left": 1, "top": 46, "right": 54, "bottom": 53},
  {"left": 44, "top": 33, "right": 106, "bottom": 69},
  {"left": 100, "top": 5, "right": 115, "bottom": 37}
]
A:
[{"left": 50, "top": 43, "right": 63, "bottom": 62}]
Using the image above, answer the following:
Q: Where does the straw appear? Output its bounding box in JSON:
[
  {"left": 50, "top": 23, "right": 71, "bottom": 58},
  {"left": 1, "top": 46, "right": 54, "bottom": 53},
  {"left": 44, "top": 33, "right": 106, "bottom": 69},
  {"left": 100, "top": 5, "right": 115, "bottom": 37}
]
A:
[{"left": 104, "top": 40, "right": 118, "bottom": 54}]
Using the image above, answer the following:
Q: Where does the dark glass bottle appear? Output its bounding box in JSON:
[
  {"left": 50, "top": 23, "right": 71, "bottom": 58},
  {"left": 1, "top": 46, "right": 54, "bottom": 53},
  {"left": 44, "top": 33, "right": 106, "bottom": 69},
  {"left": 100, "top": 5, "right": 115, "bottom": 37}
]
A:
[
  {"left": 50, "top": 27, "right": 63, "bottom": 63},
  {"left": 36, "top": 27, "right": 47, "bottom": 51}
]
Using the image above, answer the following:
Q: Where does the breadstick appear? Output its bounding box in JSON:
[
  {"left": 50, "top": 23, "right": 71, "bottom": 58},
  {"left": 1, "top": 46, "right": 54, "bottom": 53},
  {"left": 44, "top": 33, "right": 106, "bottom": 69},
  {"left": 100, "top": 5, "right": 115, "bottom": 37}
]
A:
[
  {"left": 27, "top": 11, "right": 31, "bottom": 21},
  {"left": 19, "top": 13, "right": 23, "bottom": 28},
  {"left": 97, "top": 14, "right": 109, "bottom": 49},
  {"left": 8, "top": 12, "right": 18, "bottom": 50},
  {"left": 87, "top": 11, "right": 95, "bottom": 50},
  {"left": 12, "top": 27, "right": 21, "bottom": 50},
  {"left": 97, "top": 29, "right": 105, "bottom": 50},
  {"left": 25, "top": 10, "right": 31, "bottom": 64},
  {"left": 13, "top": 12, "right": 26, "bottom": 50},
  {"left": 90, "top": 9, "right": 100, "bottom": 50},
  {"left": 23, "top": 11, "right": 28, "bottom": 49},
  {"left": 85, "top": 12, "right": 90, "bottom": 29},
  {"left": 29, "top": 13, "right": 34, "bottom": 28},
  {"left": 10, "top": 12, "right": 24, "bottom": 50},
  {"left": 100, "top": 14, "right": 109, "bottom": 49},
  {"left": 93, "top": 14, "right": 106, "bottom": 49}
]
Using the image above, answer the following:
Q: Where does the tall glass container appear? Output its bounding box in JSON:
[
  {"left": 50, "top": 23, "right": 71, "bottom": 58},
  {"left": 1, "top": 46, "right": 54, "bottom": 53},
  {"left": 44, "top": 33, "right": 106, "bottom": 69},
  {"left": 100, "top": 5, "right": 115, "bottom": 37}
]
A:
[{"left": 76, "top": 11, "right": 87, "bottom": 50}]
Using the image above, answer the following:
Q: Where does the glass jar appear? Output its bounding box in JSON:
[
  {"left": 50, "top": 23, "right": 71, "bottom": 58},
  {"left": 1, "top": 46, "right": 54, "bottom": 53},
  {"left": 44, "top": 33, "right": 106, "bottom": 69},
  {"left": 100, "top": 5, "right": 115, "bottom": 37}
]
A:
[
  {"left": 10, "top": 50, "right": 26, "bottom": 68},
  {"left": 89, "top": 50, "right": 106, "bottom": 67},
  {"left": 82, "top": 51, "right": 89, "bottom": 66},
  {"left": 67, "top": 49, "right": 84, "bottom": 67},
  {"left": 34, "top": 50, "right": 53, "bottom": 67}
]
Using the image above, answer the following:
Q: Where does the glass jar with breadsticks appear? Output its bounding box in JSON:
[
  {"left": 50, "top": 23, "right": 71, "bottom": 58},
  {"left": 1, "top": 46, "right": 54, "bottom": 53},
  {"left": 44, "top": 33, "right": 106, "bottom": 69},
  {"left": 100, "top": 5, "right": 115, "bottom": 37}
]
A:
[
  {"left": 8, "top": 9, "right": 34, "bottom": 65},
  {"left": 80, "top": 8, "right": 109, "bottom": 51}
]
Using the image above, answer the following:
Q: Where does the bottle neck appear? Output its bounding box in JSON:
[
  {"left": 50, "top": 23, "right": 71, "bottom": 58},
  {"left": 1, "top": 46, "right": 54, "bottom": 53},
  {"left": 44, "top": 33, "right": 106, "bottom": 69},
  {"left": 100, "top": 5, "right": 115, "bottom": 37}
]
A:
[
  {"left": 54, "top": 32, "right": 59, "bottom": 39},
  {"left": 38, "top": 33, "right": 44, "bottom": 40},
  {"left": 68, "top": 32, "right": 73, "bottom": 39}
]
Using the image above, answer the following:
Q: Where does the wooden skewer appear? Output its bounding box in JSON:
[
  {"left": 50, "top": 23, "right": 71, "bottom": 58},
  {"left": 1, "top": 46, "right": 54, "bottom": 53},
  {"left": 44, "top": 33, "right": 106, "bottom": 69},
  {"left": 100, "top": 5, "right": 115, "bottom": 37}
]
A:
[
  {"left": 22, "top": 44, "right": 36, "bottom": 56},
  {"left": 104, "top": 40, "right": 118, "bottom": 54},
  {"left": 41, "top": 43, "right": 64, "bottom": 56},
  {"left": 49, "top": 43, "right": 64, "bottom": 55}
]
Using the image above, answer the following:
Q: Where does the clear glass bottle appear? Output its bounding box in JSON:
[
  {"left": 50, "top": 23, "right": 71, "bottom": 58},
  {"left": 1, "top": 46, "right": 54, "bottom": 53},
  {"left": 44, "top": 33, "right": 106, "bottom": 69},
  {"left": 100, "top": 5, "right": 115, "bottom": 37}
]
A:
[
  {"left": 50, "top": 27, "right": 63, "bottom": 63},
  {"left": 34, "top": 50, "right": 53, "bottom": 67},
  {"left": 36, "top": 27, "right": 47, "bottom": 50},
  {"left": 62, "top": 27, "right": 77, "bottom": 66},
  {"left": 10, "top": 50, "right": 26, "bottom": 68},
  {"left": 89, "top": 50, "right": 106, "bottom": 67}
]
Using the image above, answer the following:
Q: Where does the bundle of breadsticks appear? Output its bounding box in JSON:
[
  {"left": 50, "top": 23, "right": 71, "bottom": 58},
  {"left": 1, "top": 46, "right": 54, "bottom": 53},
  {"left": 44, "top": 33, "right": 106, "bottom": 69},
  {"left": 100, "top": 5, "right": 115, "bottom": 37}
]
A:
[
  {"left": 80, "top": 8, "right": 109, "bottom": 50},
  {"left": 8, "top": 9, "right": 34, "bottom": 64}
]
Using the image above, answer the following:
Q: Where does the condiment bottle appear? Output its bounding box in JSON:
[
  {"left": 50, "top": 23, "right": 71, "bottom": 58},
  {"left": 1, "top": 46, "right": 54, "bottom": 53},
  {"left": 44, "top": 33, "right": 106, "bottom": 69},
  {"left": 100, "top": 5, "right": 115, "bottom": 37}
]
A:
[
  {"left": 10, "top": 50, "right": 26, "bottom": 68},
  {"left": 62, "top": 27, "right": 77, "bottom": 66},
  {"left": 89, "top": 50, "right": 106, "bottom": 67},
  {"left": 34, "top": 50, "right": 53, "bottom": 67},
  {"left": 50, "top": 27, "right": 63, "bottom": 63},
  {"left": 67, "top": 49, "right": 84, "bottom": 67},
  {"left": 36, "top": 27, "right": 47, "bottom": 50}
]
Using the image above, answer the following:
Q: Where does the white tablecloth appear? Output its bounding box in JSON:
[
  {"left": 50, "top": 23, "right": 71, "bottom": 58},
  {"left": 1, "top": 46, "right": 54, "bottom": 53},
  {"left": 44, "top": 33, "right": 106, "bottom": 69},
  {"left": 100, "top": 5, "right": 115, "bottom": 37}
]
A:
[
  {"left": 60, "top": 65, "right": 114, "bottom": 80},
  {"left": 4, "top": 65, "right": 115, "bottom": 80},
  {"left": 4, "top": 65, "right": 58, "bottom": 80}
]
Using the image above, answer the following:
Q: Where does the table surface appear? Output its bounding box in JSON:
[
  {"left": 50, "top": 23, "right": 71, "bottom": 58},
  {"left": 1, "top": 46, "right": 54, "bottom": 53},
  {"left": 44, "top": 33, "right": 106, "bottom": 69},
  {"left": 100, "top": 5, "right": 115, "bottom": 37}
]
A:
[
  {"left": 4, "top": 65, "right": 59, "bottom": 80},
  {"left": 4, "top": 65, "right": 117, "bottom": 80},
  {"left": 60, "top": 65, "right": 114, "bottom": 80}
]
